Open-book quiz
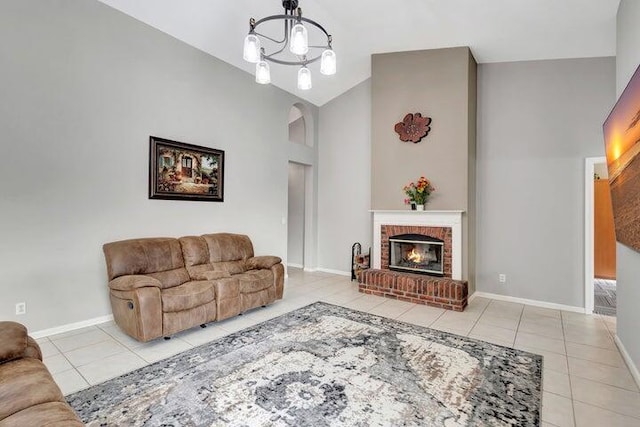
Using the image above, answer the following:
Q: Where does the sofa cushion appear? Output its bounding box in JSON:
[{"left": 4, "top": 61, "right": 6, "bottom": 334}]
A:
[
  {"left": 215, "top": 277, "right": 240, "bottom": 300},
  {"left": 0, "top": 358, "right": 66, "bottom": 421},
  {"left": 148, "top": 268, "right": 191, "bottom": 290},
  {"left": 179, "top": 236, "right": 209, "bottom": 266},
  {"left": 161, "top": 281, "right": 215, "bottom": 313},
  {"left": 237, "top": 270, "right": 273, "bottom": 293},
  {"left": 103, "top": 238, "right": 185, "bottom": 281},
  {"left": 202, "top": 233, "right": 254, "bottom": 262},
  {"left": 213, "top": 260, "right": 246, "bottom": 275}
]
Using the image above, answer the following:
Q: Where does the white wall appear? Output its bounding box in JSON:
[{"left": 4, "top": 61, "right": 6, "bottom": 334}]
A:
[
  {"left": 476, "top": 58, "right": 615, "bottom": 308},
  {"left": 0, "top": 0, "right": 317, "bottom": 331},
  {"left": 615, "top": 0, "right": 640, "bottom": 373},
  {"left": 287, "top": 163, "right": 305, "bottom": 267},
  {"left": 317, "top": 80, "right": 372, "bottom": 273}
]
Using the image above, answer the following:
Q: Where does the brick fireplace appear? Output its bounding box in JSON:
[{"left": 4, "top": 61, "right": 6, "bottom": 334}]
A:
[{"left": 360, "top": 210, "right": 468, "bottom": 311}]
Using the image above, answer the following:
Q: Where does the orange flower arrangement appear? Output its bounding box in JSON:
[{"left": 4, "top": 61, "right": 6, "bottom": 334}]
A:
[{"left": 403, "top": 176, "right": 435, "bottom": 206}]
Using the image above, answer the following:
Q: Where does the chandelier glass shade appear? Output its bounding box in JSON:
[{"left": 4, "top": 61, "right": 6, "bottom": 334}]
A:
[{"left": 243, "top": 0, "right": 336, "bottom": 90}]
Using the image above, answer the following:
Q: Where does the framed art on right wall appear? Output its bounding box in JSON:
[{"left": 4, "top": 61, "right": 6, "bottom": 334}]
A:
[{"left": 603, "top": 63, "right": 640, "bottom": 253}]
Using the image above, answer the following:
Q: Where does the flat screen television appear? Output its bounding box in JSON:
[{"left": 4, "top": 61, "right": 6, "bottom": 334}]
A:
[{"left": 603, "top": 63, "right": 640, "bottom": 253}]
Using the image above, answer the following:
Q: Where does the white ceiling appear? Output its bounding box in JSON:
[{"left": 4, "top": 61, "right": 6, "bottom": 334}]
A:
[{"left": 98, "top": 0, "right": 620, "bottom": 106}]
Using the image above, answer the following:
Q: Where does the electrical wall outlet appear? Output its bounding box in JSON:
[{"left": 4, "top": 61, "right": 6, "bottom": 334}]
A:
[
  {"left": 15, "top": 302, "right": 26, "bottom": 315},
  {"left": 499, "top": 274, "right": 507, "bottom": 284}
]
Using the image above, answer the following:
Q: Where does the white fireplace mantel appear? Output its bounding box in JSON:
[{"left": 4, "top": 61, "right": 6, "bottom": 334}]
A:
[{"left": 370, "top": 210, "right": 464, "bottom": 280}]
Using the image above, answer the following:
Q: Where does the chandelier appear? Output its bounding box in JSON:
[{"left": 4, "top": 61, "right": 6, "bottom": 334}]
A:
[{"left": 242, "top": 0, "right": 336, "bottom": 90}]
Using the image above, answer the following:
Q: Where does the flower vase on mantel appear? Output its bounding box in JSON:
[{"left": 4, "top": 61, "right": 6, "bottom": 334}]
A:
[{"left": 403, "top": 175, "right": 436, "bottom": 212}]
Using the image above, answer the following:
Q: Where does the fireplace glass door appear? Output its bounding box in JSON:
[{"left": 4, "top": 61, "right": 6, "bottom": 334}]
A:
[{"left": 389, "top": 234, "right": 444, "bottom": 276}]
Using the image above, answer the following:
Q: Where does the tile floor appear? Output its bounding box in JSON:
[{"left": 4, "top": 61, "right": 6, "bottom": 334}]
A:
[{"left": 38, "top": 269, "right": 639, "bottom": 427}]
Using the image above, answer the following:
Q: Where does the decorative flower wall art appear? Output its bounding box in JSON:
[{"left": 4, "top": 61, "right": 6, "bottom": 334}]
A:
[{"left": 394, "top": 113, "right": 432, "bottom": 143}]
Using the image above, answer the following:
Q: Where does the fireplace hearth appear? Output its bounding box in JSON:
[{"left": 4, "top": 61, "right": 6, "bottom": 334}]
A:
[{"left": 389, "top": 234, "right": 444, "bottom": 276}]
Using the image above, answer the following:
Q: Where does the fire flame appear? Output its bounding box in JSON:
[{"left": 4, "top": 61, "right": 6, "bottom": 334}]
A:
[{"left": 407, "top": 249, "right": 422, "bottom": 263}]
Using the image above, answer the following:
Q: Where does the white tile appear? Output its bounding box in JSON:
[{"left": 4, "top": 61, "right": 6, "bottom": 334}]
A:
[
  {"left": 542, "top": 392, "right": 574, "bottom": 427},
  {"left": 573, "top": 400, "right": 640, "bottom": 427},
  {"left": 466, "top": 296, "right": 491, "bottom": 311},
  {"left": 77, "top": 351, "right": 147, "bottom": 385},
  {"left": 340, "top": 294, "right": 386, "bottom": 312},
  {"left": 132, "top": 338, "right": 193, "bottom": 364},
  {"left": 476, "top": 313, "right": 520, "bottom": 331},
  {"left": 469, "top": 323, "right": 516, "bottom": 345},
  {"left": 396, "top": 304, "right": 445, "bottom": 327},
  {"left": 436, "top": 308, "right": 483, "bottom": 323},
  {"left": 320, "top": 289, "right": 362, "bottom": 305},
  {"left": 523, "top": 306, "right": 561, "bottom": 320},
  {"left": 99, "top": 324, "right": 145, "bottom": 349},
  {"left": 49, "top": 325, "right": 100, "bottom": 340},
  {"left": 430, "top": 317, "right": 475, "bottom": 336},
  {"left": 564, "top": 327, "right": 616, "bottom": 350},
  {"left": 43, "top": 353, "right": 73, "bottom": 374},
  {"left": 571, "top": 376, "right": 640, "bottom": 419},
  {"left": 37, "top": 340, "right": 60, "bottom": 358},
  {"left": 543, "top": 369, "right": 571, "bottom": 398},
  {"left": 565, "top": 341, "right": 625, "bottom": 368},
  {"left": 368, "top": 299, "right": 413, "bottom": 319},
  {"left": 174, "top": 325, "right": 230, "bottom": 347},
  {"left": 568, "top": 357, "right": 638, "bottom": 392},
  {"left": 518, "top": 320, "right": 564, "bottom": 340},
  {"left": 515, "top": 332, "right": 566, "bottom": 355},
  {"left": 484, "top": 300, "right": 524, "bottom": 317},
  {"left": 64, "top": 339, "right": 128, "bottom": 367},
  {"left": 52, "top": 369, "right": 89, "bottom": 396},
  {"left": 51, "top": 328, "right": 113, "bottom": 353}
]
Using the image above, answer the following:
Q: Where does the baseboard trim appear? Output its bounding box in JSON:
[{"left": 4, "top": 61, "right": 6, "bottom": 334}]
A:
[
  {"left": 472, "top": 291, "right": 586, "bottom": 314},
  {"left": 31, "top": 314, "right": 114, "bottom": 339},
  {"left": 614, "top": 335, "right": 640, "bottom": 389},
  {"left": 303, "top": 267, "right": 317, "bottom": 273},
  {"left": 287, "top": 263, "right": 303, "bottom": 269},
  {"left": 316, "top": 267, "right": 351, "bottom": 277}
]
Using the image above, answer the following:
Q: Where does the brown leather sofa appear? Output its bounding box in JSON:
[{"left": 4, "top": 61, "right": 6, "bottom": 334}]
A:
[
  {"left": 0, "top": 321, "right": 84, "bottom": 426},
  {"left": 103, "top": 233, "right": 284, "bottom": 342}
]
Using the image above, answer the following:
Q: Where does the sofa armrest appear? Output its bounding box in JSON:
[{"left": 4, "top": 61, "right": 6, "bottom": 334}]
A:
[
  {"left": 191, "top": 270, "right": 232, "bottom": 281},
  {"left": 110, "top": 287, "right": 163, "bottom": 342},
  {"left": 247, "top": 256, "right": 282, "bottom": 270},
  {"left": 0, "top": 321, "right": 38, "bottom": 364},
  {"left": 108, "top": 275, "right": 162, "bottom": 291}
]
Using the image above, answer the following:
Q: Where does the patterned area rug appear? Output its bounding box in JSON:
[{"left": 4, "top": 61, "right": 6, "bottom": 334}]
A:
[
  {"left": 594, "top": 279, "right": 617, "bottom": 316},
  {"left": 68, "top": 302, "right": 542, "bottom": 426}
]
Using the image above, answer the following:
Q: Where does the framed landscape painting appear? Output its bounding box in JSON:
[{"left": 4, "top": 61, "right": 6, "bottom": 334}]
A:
[
  {"left": 603, "top": 64, "right": 640, "bottom": 252},
  {"left": 149, "top": 136, "right": 224, "bottom": 202}
]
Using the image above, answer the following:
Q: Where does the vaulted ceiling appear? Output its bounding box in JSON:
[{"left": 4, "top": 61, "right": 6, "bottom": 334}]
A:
[{"left": 99, "top": 0, "right": 620, "bottom": 106}]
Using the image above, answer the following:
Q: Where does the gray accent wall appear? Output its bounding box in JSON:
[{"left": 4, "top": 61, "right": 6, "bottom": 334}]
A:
[
  {"left": 476, "top": 58, "right": 615, "bottom": 307},
  {"left": 615, "top": 0, "right": 640, "bottom": 374},
  {"left": 318, "top": 80, "right": 372, "bottom": 273},
  {"left": 371, "top": 47, "right": 477, "bottom": 288},
  {"left": 0, "top": 0, "right": 317, "bottom": 331}
]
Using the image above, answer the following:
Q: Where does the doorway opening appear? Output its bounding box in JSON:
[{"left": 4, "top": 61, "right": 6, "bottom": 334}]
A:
[
  {"left": 585, "top": 157, "right": 617, "bottom": 316},
  {"left": 287, "top": 162, "right": 306, "bottom": 269}
]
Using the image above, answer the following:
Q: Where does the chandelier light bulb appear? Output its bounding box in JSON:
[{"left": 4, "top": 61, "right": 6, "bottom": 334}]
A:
[
  {"left": 289, "top": 23, "right": 309, "bottom": 55},
  {"left": 320, "top": 49, "right": 337, "bottom": 75},
  {"left": 243, "top": 34, "right": 261, "bottom": 63},
  {"left": 255, "top": 60, "right": 271, "bottom": 84},
  {"left": 297, "top": 66, "right": 312, "bottom": 90}
]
